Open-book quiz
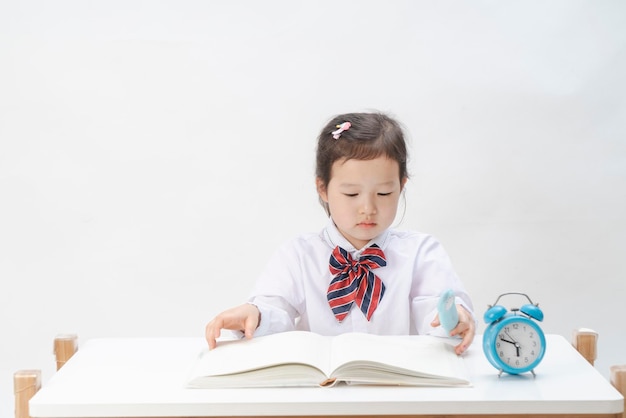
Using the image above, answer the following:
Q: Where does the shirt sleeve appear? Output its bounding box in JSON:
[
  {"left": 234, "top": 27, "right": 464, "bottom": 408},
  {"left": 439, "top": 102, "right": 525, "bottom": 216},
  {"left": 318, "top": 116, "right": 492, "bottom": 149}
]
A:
[
  {"left": 250, "top": 296, "right": 297, "bottom": 337},
  {"left": 247, "top": 239, "right": 305, "bottom": 337},
  {"left": 409, "top": 234, "right": 475, "bottom": 336}
]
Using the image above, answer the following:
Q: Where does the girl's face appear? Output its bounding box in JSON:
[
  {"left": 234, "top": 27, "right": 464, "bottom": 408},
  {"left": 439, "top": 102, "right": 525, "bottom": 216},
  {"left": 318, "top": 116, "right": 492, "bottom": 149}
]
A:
[{"left": 317, "top": 156, "right": 407, "bottom": 250}]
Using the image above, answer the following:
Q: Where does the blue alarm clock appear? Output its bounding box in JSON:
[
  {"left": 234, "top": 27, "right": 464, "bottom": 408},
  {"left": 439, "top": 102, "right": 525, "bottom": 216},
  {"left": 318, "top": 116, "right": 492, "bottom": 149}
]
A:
[{"left": 483, "top": 292, "right": 546, "bottom": 376}]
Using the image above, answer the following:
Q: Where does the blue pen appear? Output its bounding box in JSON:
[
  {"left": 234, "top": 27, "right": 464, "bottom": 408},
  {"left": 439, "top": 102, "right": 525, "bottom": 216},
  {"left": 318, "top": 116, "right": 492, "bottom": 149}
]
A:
[{"left": 437, "top": 289, "right": 459, "bottom": 334}]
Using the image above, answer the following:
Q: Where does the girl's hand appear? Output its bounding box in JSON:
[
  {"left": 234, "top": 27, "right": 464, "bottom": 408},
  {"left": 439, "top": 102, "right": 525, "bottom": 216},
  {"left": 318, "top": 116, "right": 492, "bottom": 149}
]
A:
[
  {"left": 431, "top": 305, "right": 476, "bottom": 355},
  {"left": 205, "top": 303, "right": 261, "bottom": 349}
]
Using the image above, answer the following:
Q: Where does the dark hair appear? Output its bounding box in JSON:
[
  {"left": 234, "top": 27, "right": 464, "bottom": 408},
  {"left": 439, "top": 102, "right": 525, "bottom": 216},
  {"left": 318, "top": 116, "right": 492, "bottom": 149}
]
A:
[{"left": 315, "top": 112, "right": 409, "bottom": 189}]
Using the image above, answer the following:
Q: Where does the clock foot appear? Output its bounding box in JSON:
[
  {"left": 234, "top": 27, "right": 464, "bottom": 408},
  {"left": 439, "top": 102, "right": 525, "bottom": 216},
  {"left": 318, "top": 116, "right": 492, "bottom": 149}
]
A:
[{"left": 531, "top": 369, "right": 536, "bottom": 378}]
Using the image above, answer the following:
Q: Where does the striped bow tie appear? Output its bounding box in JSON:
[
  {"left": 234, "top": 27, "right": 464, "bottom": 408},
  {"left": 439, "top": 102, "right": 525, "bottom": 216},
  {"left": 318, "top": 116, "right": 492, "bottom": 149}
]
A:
[{"left": 327, "top": 244, "right": 387, "bottom": 322}]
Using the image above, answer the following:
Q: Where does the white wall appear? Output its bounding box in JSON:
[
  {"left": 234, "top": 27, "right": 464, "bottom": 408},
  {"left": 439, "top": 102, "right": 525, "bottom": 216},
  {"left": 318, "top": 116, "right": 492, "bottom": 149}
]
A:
[{"left": 1, "top": 1, "right": 625, "bottom": 415}]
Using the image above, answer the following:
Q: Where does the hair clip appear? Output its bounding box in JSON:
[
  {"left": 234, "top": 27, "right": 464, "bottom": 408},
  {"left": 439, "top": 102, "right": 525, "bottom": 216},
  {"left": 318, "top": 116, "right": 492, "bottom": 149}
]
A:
[{"left": 331, "top": 122, "right": 351, "bottom": 139}]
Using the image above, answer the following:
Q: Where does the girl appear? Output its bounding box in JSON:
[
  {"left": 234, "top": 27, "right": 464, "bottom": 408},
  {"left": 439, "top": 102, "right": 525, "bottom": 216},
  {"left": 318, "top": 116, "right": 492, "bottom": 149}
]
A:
[{"left": 205, "top": 112, "right": 475, "bottom": 354}]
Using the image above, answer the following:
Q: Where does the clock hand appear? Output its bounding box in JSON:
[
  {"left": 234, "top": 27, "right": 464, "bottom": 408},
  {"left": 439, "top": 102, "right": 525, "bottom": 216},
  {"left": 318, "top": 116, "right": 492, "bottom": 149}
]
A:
[
  {"left": 504, "top": 330, "right": 518, "bottom": 343},
  {"left": 502, "top": 332, "right": 522, "bottom": 357},
  {"left": 499, "top": 336, "right": 517, "bottom": 345}
]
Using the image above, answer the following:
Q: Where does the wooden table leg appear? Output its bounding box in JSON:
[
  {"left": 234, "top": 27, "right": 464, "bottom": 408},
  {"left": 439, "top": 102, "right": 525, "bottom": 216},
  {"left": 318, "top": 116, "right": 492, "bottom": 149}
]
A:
[
  {"left": 611, "top": 365, "right": 626, "bottom": 418},
  {"left": 54, "top": 334, "right": 78, "bottom": 370},
  {"left": 14, "top": 370, "right": 41, "bottom": 418},
  {"left": 572, "top": 328, "right": 598, "bottom": 366}
]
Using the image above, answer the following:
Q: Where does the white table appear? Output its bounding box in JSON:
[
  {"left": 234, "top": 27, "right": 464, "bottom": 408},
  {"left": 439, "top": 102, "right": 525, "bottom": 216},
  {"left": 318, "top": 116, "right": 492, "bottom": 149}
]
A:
[{"left": 29, "top": 334, "right": 624, "bottom": 418}]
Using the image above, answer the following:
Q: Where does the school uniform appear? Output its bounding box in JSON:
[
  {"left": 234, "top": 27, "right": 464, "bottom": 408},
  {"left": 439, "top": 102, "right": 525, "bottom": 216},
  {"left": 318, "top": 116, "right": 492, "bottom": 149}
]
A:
[{"left": 249, "top": 221, "right": 473, "bottom": 338}]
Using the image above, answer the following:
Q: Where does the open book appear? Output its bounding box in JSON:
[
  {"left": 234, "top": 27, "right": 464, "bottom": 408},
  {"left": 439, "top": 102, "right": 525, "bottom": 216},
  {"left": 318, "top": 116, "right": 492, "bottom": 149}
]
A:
[{"left": 187, "top": 331, "right": 470, "bottom": 388}]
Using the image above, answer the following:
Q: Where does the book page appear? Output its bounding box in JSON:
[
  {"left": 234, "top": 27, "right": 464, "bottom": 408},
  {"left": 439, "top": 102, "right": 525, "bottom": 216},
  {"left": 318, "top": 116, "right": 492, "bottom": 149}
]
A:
[
  {"left": 189, "top": 331, "right": 333, "bottom": 378},
  {"left": 328, "top": 333, "right": 469, "bottom": 384}
]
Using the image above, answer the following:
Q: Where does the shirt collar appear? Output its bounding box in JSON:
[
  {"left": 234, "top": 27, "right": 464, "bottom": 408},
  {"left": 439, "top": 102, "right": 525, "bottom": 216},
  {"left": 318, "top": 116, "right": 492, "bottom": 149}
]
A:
[{"left": 322, "top": 218, "right": 390, "bottom": 256}]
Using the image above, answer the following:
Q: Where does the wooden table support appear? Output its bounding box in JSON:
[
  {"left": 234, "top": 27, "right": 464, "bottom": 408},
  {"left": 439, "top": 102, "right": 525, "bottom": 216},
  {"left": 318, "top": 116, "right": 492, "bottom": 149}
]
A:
[
  {"left": 573, "top": 328, "right": 598, "bottom": 366},
  {"left": 13, "top": 334, "right": 78, "bottom": 418},
  {"left": 611, "top": 365, "right": 626, "bottom": 418},
  {"left": 13, "top": 370, "right": 41, "bottom": 418},
  {"left": 53, "top": 334, "right": 78, "bottom": 371}
]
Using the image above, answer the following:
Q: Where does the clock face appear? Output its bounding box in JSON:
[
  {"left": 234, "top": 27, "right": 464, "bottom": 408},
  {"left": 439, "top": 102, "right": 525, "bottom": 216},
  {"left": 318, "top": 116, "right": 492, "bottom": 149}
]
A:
[{"left": 484, "top": 314, "right": 546, "bottom": 374}]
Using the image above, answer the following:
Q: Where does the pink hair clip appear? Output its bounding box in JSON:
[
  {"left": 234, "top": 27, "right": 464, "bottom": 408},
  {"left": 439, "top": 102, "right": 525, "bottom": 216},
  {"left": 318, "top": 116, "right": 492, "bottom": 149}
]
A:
[{"left": 331, "top": 122, "right": 351, "bottom": 139}]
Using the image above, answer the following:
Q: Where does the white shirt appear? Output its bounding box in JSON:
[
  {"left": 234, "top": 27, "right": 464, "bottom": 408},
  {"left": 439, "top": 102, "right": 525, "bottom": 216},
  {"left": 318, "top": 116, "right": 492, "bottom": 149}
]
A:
[{"left": 250, "top": 221, "right": 474, "bottom": 338}]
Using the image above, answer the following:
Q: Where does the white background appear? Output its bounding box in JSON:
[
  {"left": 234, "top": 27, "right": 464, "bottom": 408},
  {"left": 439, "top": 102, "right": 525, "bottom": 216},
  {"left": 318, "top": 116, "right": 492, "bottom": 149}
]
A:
[{"left": 1, "top": 1, "right": 625, "bottom": 416}]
